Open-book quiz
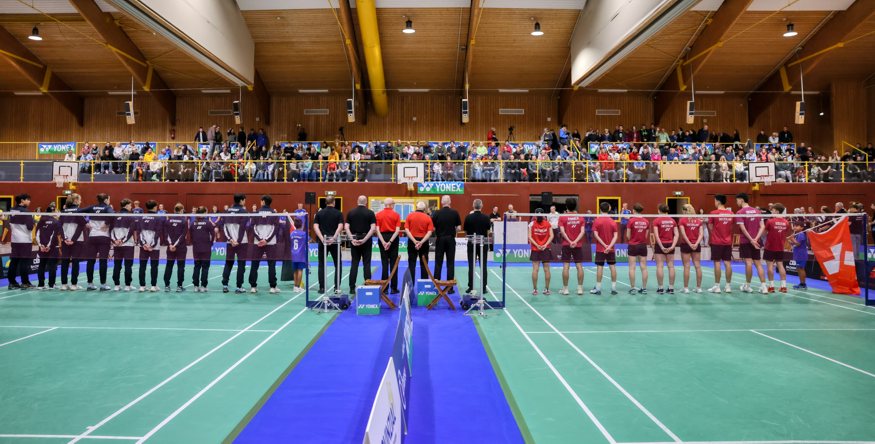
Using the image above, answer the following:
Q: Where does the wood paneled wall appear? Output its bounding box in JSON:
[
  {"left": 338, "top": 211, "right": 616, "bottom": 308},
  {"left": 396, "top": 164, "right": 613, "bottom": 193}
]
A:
[
  {"left": 831, "top": 80, "right": 867, "bottom": 153},
  {"left": 0, "top": 87, "right": 863, "bottom": 160}
]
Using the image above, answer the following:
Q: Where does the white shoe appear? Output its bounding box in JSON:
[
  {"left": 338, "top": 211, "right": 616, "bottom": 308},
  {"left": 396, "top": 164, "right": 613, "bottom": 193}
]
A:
[
  {"left": 576, "top": 287, "right": 584, "bottom": 295},
  {"left": 695, "top": 288, "right": 702, "bottom": 293},
  {"left": 250, "top": 287, "right": 257, "bottom": 293},
  {"left": 559, "top": 288, "right": 570, "bottom": 295},
  {"left": 124, "top": 286, "right": 131, "bottom": 292},
  {"left": 741, "top": 284, "right": 752, "bottom": 293},
  {"left": 150, "top": 286, "right": 159, "bottom": 292},
  {"left": 759, "top": 283, "right": 769, "bottom": 294},
  {"left": 293, "top": 286, "right": 304, "bottom": 292},
  {"left": 724, "top": 284, "right": 732, "bottom": 293},
  {"left": 682, "top": 288, "right": 690, "bottom": 294},
  {"left": 708, "top": 285, "right": 721, "bottom": 293},
  {"left": 69, "top": 285, "right": 79, "bottom": 291},
  {"left": 193, "top": 286, "right": 200, "bottom": 292},
  {"left": 36, "top": 286, "right": 45, "bottom": 290},
  {"left": 60, "top": 284, "right": 68, "bottom": 291},
  {"left": 114, "top": 285, "right": 120, "bottom": 291},
  {"left": 269, "top": 287, "right": 279, "bottom": 294},
  {"left": 139, "top": 286, "right": 146, "bottom": 292}
]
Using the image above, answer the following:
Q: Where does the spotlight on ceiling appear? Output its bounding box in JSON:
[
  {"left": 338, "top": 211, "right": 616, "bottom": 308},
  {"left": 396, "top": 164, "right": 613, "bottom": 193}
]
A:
[
  {"left": 28, "top": 25, "right": 42, "bottom": 41},
  {"left": 531, "top": 19, "right": 544, "bottom": 36},
  {"left": 783, "top": 22, "right": 798, "bottom": 38},
  {"left": 403, "top": 18, "right": 415, "bottom": 34}
]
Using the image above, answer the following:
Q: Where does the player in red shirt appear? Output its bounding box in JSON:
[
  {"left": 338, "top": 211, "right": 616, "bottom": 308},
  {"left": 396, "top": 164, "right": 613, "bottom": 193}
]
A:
[
  {"left": 763, "top": 203, "right": 790, "bottom": 293},
  {"left": 558, "top": 197, "right": 585, "bottom": 295},
  {"left": 528, "top": 208, "right": 554, "bottom": 295},
  {"left": 591, "top": 202, "right": 618, "bottom": 295},
  {"left": 707, "top": 194, "right": 734, "bottom": 293},
  {"left": 652, "top": 203, "right": 678, "bottom": 294},
  {"left": 735, "top": 193, "right": 767, "bottom": 294},
  {"left": 625, "top": 203, "right": 649, "bottom": 294},
  {"left": 679, "top": 204, "right": 704, "bottom": 293}
]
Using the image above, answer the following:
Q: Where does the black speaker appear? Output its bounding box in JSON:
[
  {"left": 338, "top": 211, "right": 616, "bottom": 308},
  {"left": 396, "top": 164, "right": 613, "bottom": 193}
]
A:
[
  {"left": 305, "top": 192, "right": 316, "bottom": 205},
  {"left": 232, "top": 100, "right": 241, "bottom": 125},
  {"left": 541, "top": 191, "right": 553, "bottom": 207}
]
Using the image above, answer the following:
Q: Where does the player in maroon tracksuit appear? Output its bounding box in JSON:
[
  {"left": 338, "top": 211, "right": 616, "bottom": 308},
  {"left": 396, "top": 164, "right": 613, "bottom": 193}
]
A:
[
  {"left": 35, "top": 202, "right": 62, "bottom": 289},
  {"left": 249, "top": 195, "right": 280, "bottom": 293},
  {"left": 189, "top": 207, "right": 215, "bottom": 292},
  {"left": 137, "top": 200, "right": 163, "bottom": 292},
  {"left": 163, "top": 203, "right": 189, "bottom": 292},
  {"left": 111, "top": 199, "right": 136, "bottom": 290},
  {"left": 59, "top": 193, "right": 86, "bottom": 290}
]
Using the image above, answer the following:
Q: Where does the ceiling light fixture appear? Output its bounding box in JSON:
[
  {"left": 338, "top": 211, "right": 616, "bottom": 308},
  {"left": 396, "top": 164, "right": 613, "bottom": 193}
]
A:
[
  {"left": 783, "top": 22, "right": 797, "bottom": 37},
  {"left": 28, "top": 25, "right": 42, "bottom": 41},
  {"left": 403, "top": 18, "right": 415, "bottom": 34},
  {"left": 531, "top": 18, "right": 543, "bottom": 36}
]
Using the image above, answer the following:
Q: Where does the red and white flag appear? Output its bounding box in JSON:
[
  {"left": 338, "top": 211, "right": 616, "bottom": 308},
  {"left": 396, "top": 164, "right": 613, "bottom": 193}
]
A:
[{"left": 808, "top": 217, "right": 860, "bottom": 295}]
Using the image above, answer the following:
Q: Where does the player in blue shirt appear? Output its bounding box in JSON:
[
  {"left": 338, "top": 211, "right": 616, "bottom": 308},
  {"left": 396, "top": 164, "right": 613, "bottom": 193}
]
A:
[
  {"left": 290, "top": 216, "right": 308, "bottom": 292},
  {"left": 789, "top": 221, "right": 808, "bottom": 289}
]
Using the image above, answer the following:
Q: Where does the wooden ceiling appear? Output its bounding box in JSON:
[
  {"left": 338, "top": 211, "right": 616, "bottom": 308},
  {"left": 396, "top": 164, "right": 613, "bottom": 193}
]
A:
[{"left": 0, "top": 1, "right": 872, "bottom": 97}]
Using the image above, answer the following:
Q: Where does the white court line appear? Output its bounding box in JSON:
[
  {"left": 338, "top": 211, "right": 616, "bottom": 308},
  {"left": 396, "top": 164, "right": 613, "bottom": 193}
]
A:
[
  {"left": 135, "top": 307, "right": 311, "bottom": 443},
  {"left": 524, "top": 328, "right": 875, "bottom": 334},
  {"left": 696, "top": 268, "right": 875, "bottom": 318},
  {"left": 477, "top": 275, "right": 617, "bottom": 444},
  {"left": 489, "top": 269, "right": 682, "bottom": 444},
  {"left": 72, "top": 270, "right": 340, "bottom": 443},
  {"left": 0, "top": 325, "right": 274, "bottom": 334},
  {"left": 750, "top": 330, "right": 875, "bottom": 379},
  {"left": 621, "top": 440, "right": 875, "bottom": 444},
  {"left": 0, "top": 434, "right": 141, "bottom": 441},
  {"left": 0, "top": 327, "right": 58, "bottom": 348},
  {"left": 66, "top": 287, "right": 312, "bottom": 444}
]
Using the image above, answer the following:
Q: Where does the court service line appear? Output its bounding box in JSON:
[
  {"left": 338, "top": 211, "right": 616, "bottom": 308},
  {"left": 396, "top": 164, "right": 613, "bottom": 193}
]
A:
[
  {"left": 523, "top": 328, "right": 875, "bottom": 335},
  {"left": 490, "top": 269, "right": 683, "bottom": 444},
  {"left": 750, "top": 330, "right": 875, "bottom": 379},
  {"left": 0, "top": 325, "right": 275, "bottom": 334},
  {"left": 66, "top": 286, "right": 312, "bottom": 444},
  {"left": 0, "top": 327, "right": 58, "bottom": 348},
  {"left": 620, "top": 440, "right": 875, "bottom": 444},
  {"left": 0, "top": 434, "right": 142, "bottom": 441},
  {"left": 135, "top": 306, "right": 311, "bottom": 443},
  {"left": 124, "top": 270, "right": 348, "bottom": 444},
  {"left": 697, "top": 268, "right": 875, "bottom": 317},
  {"left": 479, "top": 278, "right": 618, "bottom": 444}
]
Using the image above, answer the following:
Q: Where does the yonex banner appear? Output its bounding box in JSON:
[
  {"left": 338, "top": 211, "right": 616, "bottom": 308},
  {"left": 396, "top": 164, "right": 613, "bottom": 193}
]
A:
[
  {"left": 416, "top": 181, "right": 464, "bottom": 194},
  {"left": 38, "top": 142, "right": 76, "bottom": 155}
]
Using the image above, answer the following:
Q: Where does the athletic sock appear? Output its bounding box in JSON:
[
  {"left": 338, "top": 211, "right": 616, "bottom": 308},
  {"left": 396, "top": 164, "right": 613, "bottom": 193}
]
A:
[
  {"left": 611, "top": 282, "right": 617, "bottom": 291},
  {"left": 595, "top": 283, "right": 601, "bottom": 290},
  {"left": 780, "top": 280, "right": 786, "bottom": 288}
]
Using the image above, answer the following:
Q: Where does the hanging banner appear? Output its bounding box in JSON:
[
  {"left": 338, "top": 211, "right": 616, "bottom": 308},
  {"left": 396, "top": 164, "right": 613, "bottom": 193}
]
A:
[
  {"left": 807, "top": 217, "right": 860, "bottom": 295},
  {"left": 38, "top": 142, "right": 76, "bottom": 155}
]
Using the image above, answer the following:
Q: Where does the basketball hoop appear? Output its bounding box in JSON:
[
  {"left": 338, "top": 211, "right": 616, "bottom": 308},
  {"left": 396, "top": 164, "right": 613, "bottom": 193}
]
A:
[{"left": 55, "top": 174, "right": 69, "bottom": 189}]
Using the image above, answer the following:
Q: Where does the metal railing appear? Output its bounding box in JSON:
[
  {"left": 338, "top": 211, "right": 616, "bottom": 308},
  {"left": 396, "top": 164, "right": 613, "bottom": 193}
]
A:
[{"left": 2, "top": 159, "right": 872, "bottom": 183}]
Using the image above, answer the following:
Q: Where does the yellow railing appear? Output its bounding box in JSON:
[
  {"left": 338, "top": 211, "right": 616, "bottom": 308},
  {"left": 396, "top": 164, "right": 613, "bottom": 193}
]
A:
[{"left": 2, "top": 159, "right": 872, "bottom": 184}]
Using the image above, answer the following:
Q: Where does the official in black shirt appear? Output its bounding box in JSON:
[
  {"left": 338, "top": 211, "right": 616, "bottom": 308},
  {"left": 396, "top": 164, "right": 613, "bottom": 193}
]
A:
[
  {"left": 431, "top": 195, "right": 462, "bottom": 287},
  {"left": 463, "top": 199, "right": 492, "bottom": 294},
  {"left": 313, "top": 196, "right": 344, "bottom": 293},
  {"left": 345, "top": 195, "right": 377, "bottom": 294}
]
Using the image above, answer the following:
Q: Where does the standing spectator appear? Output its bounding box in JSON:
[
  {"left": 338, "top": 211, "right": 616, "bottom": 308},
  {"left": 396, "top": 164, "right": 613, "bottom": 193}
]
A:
[
  {"left": 195, "top": 126, "right": 208, "bottom": 144},
  {"left": 778, "top": 126, "right": 793, "bottom": 144}
]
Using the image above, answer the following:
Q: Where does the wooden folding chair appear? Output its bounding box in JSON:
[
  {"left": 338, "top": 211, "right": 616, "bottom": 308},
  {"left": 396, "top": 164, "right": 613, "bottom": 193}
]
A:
[
  {"left": 420, "top": 255, "right": 456, "bottom": 310},
  {"left": 364, "top": 256, "right": 400, "bottom": 309}
]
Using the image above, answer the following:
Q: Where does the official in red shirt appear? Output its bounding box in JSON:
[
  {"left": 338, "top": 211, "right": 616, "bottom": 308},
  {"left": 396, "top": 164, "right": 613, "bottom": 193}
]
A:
[
  {"left": 558, "top": 197, "right": 586, "bottom": 295},
  {"left": 707, "top": 194, "right": 734, "bottom": 293},
  {"left": 625, "top": 203, "right": 649, "bottom": 294},
  {"left": 404, "top": 201, "right": 434, "bottom": 280},
  {"left": 591, "top": 202, "right": 619, "bottom": 295},
  {"left": 652, "top": 203, "right": 678, "bottom": 294},
  {"left": 763, "top": 203, "right": 790, "bottom": 293},
  {"left": 679, "top": 204, "right": 704, "bottom": 293},
  {"left": 528, "top": 209, "right": 554, "bottom": 295},
  {"left": 375, "top": 198, "right": 402, "bottom": 293}
]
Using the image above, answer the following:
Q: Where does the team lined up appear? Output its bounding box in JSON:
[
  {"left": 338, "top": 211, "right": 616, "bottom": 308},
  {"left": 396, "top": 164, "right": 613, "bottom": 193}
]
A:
[
  {"left": 528, "top": 193, "right": 805, "bottom": 295},
  {"left": 1, "top": 193, "right": 309, "bottom": 293}
]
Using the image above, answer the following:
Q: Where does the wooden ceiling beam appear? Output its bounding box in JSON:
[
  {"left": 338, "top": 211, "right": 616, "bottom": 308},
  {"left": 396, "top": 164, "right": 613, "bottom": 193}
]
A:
[
  {"left": 652, "top": 0, "right": 752, "bottom": 125},
  {"left": 70, "top": 0, "right": 177, "bottom": 125},
  {"left": 747, "top": 0, "right": 875, "bottom": 126},
  {"left": 461, "top": 0, "right": 482, "bottom": 98},
  {"left": 0, "top": 25, "right": 84, "bottom": 126}
]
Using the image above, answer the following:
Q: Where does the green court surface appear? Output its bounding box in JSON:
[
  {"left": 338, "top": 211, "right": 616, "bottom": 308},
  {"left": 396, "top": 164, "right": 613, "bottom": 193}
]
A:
[
  {"left": 0, "top": 267, "right": 339, "bottom": 444},
  {"left": 474, "top": 265, "right": 875, "bottom": 444}
]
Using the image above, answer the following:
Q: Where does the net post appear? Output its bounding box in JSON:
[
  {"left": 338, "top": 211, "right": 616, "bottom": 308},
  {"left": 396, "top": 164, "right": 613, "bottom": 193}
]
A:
[
  {"left": 502, "top": 213, "right": 507, "bottom": 308},
  {"left": 305, "top": 214, "right": 310, "bottom": 307},
  {"left": 864, "top": 213, "right": 872, "bottom": 306}
]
